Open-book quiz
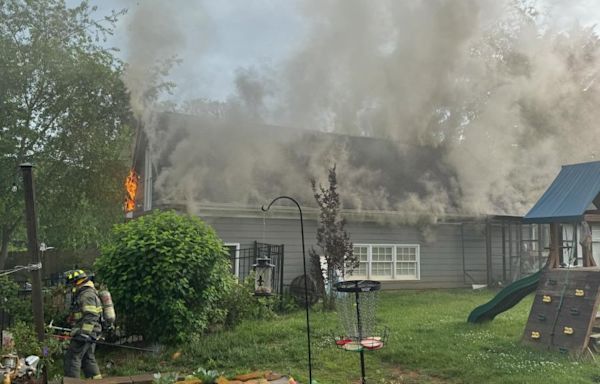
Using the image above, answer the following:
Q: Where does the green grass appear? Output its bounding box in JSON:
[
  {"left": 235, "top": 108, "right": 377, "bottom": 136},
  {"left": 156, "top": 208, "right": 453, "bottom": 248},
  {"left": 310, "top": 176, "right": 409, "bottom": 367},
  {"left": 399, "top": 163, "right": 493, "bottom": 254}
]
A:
[{"left": 93, "top": 290, "right": 600, "bottom": 384}]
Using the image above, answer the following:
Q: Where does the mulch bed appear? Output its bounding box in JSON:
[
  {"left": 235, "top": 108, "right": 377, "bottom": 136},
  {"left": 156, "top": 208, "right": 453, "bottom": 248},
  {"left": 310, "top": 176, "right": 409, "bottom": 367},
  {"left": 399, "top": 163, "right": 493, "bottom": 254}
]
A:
[{"left": 62, "top": 371, "right": 293, "bottom": 384}]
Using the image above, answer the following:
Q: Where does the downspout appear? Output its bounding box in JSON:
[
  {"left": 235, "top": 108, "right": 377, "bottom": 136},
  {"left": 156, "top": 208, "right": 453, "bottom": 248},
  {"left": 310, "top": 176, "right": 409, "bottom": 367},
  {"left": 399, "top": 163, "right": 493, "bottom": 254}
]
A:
[{"left": 485, "top": 218, "right": 493, "bottom": 286}]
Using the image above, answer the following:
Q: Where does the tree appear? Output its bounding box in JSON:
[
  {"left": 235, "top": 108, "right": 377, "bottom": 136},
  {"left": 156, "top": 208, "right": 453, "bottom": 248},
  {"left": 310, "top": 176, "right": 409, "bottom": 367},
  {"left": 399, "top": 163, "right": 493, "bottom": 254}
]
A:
[
  {"left": 95, "top": 210, "right": 235, "bottom": 344},
  {"left": 309, "top": 164, "right": 356, "bottom": 310},
  {"left": 0, "top": 0, "right": 132, "bottom": 266}
]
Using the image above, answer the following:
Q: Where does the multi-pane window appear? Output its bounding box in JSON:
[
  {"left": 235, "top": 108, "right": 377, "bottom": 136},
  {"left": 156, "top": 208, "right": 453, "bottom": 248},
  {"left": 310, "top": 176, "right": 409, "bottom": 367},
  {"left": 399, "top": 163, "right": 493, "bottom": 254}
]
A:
[
  {"left": 354, "top": 246, "right": 369, "bottom": 276},
  {"left": 347, "top": 244, "right": 420, "bottom": 280},
  {"left": 396, "top": 246, "right": 417, "bottom": 277}
]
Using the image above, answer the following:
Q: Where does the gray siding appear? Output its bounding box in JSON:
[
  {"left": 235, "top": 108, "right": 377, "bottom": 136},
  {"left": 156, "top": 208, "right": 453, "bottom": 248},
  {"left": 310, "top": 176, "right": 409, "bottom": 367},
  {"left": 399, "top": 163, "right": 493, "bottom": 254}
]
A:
[
  {"left": 461, "top": 222, "right": 487, "bottom": 285},
  {"left": 204, "top": 216, "right": 320, "bottom": 286},
  {"left": 204, "top": 215, "right": 495, "bottom": 290}
]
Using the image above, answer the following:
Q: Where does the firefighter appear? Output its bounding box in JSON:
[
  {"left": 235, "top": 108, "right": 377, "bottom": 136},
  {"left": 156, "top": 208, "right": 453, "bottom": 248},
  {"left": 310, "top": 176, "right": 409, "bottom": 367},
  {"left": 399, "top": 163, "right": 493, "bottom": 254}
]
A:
[{"left": 63, "top": 269, "right": 103, "bottom": 379}]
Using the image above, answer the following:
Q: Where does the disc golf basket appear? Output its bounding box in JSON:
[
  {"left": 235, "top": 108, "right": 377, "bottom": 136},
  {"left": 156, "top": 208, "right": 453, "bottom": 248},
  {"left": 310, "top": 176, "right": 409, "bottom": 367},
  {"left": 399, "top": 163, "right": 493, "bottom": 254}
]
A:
[{"left": 334, "top": 280, "right": 388, "bottom": 384}]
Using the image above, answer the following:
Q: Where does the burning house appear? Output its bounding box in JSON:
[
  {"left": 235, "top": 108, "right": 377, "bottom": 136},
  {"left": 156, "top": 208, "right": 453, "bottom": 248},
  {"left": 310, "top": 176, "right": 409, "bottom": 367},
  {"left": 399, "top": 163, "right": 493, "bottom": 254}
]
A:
[{"left": 123, "top": 112, "right": 572, "bottom": 292}]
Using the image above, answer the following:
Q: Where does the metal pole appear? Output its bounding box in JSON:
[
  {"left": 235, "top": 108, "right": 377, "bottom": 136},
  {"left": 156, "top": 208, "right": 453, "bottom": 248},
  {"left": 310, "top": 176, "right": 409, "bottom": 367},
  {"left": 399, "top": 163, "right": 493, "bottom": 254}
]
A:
[
  {"left": 501, "top": 222, "right": 506, "bottom": 282},
  {"left": 485, "top": 219, "right": 492, "bottom": 286},
  {"left": 20, "top": 163, "right": 45, "bottom": 341},
  {"left": 262, "top": 196, "right": 312, "bottom": 384},
  {"left": 355, "top": 287, "right": 366, "bottom": 383}
]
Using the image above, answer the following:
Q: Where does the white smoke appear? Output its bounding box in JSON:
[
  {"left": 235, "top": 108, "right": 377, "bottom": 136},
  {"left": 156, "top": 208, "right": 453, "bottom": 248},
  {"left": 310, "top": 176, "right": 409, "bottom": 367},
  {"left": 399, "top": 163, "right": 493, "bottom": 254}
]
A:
[{"left": 121, "top": 0, "right": 600, "bottom": 221}]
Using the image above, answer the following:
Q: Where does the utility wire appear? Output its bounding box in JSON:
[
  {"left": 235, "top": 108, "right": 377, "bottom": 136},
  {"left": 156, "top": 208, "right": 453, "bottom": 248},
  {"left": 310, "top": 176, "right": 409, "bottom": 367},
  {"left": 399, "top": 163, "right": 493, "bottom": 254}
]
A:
[{"left": 0, "top": 263, "right": 41, "bottom": 276}]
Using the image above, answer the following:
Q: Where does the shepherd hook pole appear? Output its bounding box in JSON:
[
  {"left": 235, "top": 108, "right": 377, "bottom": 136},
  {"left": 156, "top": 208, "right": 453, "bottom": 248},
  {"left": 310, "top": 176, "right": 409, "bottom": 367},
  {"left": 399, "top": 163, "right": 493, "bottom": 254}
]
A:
[{"left": 262, "top": 196, "right": 312, "bottom": 384}]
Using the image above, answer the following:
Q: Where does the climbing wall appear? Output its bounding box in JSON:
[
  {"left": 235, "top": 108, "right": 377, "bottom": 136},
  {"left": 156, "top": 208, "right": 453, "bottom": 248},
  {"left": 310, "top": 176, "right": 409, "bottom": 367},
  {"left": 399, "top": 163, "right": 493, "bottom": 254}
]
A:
[{"left": 522, "top": 268, "right": 600, "bottom": 355}]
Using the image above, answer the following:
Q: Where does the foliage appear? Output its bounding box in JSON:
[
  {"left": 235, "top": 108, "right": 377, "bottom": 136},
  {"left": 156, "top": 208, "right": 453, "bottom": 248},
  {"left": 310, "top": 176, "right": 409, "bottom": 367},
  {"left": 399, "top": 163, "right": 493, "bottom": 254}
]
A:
[
  {"left": 43, "top": 285, "right": 70, "bottom": 327},
  {"left": 152, "top": 372, "right": 178, "bottom": 384},
  {"left": 95, "top": 210, "right": 235, "bottom": 344},
  {"left": 189, "top": 367, "right": 221, "bottom": 384},
  {"left": 101, "top": 290, "right": 600, "bottom": 384},
  {"left": 0, "top": 276, "right": 31, "bottom": 323},
  {"left": 221, "top": 274, "right": 276, "bottom": 329},
  {"left": 0, "top": 0, "right": 133, "bottom": 267},
  {"left": 3, "top": 321, "right": 65, "bottom": 379},
  {"left": 273, "top": 293, "right": 300, "bottom": 314},
  {"left": 309, "top": 164, "right": 355, "bottom": 310}
]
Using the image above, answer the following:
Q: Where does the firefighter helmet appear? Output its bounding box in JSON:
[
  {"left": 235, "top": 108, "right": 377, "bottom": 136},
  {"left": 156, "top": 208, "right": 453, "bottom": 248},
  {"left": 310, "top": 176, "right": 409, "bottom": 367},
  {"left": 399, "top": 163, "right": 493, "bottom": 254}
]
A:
[{"left": 65, "top": 269, "right": 88, "bottom": 286}]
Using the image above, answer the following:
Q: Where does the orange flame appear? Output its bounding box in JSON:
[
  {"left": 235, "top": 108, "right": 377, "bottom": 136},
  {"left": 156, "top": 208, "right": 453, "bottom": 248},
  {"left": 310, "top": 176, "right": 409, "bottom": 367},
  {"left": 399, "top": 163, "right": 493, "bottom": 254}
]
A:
[{"left": 124, "top": 169, "right": 139, "bottom": 212}]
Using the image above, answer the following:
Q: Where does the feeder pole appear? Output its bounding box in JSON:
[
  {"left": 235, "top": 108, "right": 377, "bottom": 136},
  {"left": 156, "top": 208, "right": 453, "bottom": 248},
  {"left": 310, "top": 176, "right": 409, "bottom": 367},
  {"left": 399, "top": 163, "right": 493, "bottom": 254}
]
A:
[
  {"left": 20, "top": 163, "right": 45, "bottom": 341},
  {"left": 262, "top": 196, "right": 312, "bottom": 384}
]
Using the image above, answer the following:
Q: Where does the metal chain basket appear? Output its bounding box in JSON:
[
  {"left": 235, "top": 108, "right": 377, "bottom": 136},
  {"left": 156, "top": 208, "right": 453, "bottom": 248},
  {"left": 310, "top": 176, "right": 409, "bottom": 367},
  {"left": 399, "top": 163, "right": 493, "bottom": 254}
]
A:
[{"left": 334, "top": 280, "right": 388, "bottom": 352}]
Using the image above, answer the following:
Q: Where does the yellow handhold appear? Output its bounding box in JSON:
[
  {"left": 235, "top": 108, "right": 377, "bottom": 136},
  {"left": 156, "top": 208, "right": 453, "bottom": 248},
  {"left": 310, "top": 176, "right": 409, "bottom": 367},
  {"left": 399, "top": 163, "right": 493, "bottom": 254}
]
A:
[
  {"left": 575, "top": 289, "right": 584, "bottom": 297},
  {"left": 564, "top": 327, "right": 574, "bottom": 335},
  {"left": 531, "top": 331, "right": 541, "bottom": 339},
  {"left": 542, "top": 295, "right": 552, "bottom": 303}
]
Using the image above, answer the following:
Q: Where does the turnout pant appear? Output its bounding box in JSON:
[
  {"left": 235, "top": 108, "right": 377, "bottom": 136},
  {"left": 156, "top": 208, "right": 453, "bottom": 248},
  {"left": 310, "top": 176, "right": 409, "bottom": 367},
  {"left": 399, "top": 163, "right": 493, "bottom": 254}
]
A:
[{"left": 64, "top": 338, "right": 101, "bottom": 379}]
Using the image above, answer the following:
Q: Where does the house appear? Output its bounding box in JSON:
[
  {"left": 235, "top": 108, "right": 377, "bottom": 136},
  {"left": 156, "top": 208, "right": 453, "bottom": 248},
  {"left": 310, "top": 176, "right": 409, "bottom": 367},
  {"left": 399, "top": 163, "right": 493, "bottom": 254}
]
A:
[{"left": 128, "top": 112, "right": 550, "bottom": 290}]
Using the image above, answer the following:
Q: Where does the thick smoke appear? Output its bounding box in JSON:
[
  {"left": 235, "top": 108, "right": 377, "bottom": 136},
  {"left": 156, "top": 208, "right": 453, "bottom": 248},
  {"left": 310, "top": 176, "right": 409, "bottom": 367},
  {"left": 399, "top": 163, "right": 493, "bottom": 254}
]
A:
[{"left": 123, "top": 0, "right": 600, "bottom": 223}]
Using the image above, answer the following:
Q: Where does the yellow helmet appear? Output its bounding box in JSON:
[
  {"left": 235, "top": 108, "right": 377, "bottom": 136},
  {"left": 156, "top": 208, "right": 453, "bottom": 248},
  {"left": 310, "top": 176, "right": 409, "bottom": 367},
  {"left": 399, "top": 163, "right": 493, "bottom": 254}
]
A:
[{"left": 65, "top": 269, "right": 88, "bottom": 286}]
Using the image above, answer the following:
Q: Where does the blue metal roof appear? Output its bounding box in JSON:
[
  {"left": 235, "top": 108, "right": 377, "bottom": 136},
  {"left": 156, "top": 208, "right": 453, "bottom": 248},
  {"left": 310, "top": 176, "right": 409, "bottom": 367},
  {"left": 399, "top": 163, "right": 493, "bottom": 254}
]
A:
[{"left": 523, "top": 161, "right": 600, "bottom": 223}]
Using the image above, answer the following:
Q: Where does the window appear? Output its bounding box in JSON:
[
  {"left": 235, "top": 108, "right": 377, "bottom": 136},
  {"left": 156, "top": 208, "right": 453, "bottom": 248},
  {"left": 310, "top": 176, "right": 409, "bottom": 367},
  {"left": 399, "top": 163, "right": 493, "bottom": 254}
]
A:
[
  {"left": 224, "top": 243, "right": 240, "bottom": 277},
  {"left": 347, "top": 244, "right": 420, "bottom": 280}
]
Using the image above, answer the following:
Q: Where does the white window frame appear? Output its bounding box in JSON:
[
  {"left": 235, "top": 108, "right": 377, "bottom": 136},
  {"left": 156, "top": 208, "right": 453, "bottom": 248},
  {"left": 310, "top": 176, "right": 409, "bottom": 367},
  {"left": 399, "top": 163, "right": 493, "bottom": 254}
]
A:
[
  {"left": 348, "top": 244, "right": 420, "bottom": 281},
  {"left": 224, "top": 243, "right": 240, "bottom": 277}
]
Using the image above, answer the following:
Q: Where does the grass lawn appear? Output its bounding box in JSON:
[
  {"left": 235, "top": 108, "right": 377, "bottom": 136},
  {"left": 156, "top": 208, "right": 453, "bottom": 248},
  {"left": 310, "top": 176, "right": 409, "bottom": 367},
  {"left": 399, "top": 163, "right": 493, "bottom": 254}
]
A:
[{"left": 95, "top": 289, "right": 600, "bottom": 384}]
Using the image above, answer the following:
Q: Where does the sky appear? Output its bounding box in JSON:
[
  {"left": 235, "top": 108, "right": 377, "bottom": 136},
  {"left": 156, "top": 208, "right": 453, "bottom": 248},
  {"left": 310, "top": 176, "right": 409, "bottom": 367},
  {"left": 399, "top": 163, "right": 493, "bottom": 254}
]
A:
[
  {"left": 87, "top": 0, "right": 307, "bottom": 100},
  {"left": 83, "top": 0, "right": 600, "bottom": 102}
]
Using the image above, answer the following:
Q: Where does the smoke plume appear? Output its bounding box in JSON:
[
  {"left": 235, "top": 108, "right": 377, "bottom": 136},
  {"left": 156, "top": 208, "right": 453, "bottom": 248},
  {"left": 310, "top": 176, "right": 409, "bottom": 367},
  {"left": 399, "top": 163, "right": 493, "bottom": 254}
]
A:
[{"left": 122, "top": 0, "right": 600, "bottom": 223}]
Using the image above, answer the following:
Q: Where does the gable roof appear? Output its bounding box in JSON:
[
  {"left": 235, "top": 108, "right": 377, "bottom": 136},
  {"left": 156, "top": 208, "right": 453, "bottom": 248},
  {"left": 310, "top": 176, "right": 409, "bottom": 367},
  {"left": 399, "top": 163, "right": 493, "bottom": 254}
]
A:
[
  {"left": 139, "top": 112, "right": 456, "bottom": 212},
  {"left": 523, "top": 160, "right": 600, "bottom": 223}
]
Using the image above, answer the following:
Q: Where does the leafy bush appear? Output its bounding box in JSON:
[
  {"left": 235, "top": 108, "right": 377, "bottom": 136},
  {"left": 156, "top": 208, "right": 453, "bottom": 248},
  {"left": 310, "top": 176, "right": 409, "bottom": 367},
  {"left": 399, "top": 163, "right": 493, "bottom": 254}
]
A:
[
  {"left": 3, "top": 321, "right": 65, "bottom": 379},
  {"left": 44, "top": 285, "right": 70, "bottom": 327},
  {"left": 0, "top": 276, "right": 32, "bottom": 324},
  {"left": 95, "top": 210, "right": 235, "bottom": 344},
  {"left": 221, "top": 274, "right": 276, "bottom": 328},
  {"left": 189, "top": 367, "right": 221, "bottom": 384},
  {"left": 274, "top": 293, "right": 300, "bottom": 314}
]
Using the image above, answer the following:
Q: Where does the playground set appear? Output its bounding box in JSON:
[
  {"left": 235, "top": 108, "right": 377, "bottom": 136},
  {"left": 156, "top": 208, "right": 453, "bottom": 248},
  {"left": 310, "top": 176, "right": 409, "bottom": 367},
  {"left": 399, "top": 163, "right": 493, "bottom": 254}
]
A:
[{"left": 468, "top": 160, "right": 600, "bottom": 355}]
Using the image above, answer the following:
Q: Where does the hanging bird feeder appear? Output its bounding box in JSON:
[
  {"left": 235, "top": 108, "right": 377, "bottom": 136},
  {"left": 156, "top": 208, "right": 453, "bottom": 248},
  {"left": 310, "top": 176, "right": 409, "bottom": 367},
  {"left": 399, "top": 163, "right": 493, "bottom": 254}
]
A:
[{"left": 253, "top": 257, "right": 275, "bottom": 296}]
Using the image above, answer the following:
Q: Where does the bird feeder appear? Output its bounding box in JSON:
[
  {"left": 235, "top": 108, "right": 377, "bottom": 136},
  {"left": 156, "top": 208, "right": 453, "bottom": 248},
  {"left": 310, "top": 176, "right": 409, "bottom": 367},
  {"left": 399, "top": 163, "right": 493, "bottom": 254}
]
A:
[{"left": 253, "top": 257, "right": 275, "bottom": 296}]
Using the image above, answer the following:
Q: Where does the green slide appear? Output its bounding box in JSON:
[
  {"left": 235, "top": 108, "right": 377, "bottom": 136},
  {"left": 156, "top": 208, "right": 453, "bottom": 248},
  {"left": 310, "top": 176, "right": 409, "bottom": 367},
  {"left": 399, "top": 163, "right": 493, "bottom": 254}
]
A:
[{"left": 467, "top": 269, "right": 543, "bottom": 323}]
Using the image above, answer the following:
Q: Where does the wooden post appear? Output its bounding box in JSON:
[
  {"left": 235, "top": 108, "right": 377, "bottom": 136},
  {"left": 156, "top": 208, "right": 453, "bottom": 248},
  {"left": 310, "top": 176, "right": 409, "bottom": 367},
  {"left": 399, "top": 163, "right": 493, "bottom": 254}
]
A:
[
  {"left": 547, "top": 223, "right": 560, "bottom": 269},
  {"left": 20, "top": 164, "right": 45, "bottom": 341}
]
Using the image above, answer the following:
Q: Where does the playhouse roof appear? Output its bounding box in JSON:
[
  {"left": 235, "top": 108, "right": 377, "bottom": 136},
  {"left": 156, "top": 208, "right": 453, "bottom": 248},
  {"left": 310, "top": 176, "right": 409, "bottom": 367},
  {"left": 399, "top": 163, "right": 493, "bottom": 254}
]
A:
[{"left": 523, "top": 160, "right": 600, "bottom": 223}]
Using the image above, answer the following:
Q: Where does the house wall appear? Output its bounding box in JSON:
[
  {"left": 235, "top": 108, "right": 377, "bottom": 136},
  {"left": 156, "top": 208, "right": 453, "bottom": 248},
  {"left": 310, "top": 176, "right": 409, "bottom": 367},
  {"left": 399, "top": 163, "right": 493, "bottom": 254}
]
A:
[
  {"left": 346, "top": 220, "right": 466, "bottom": 289},
  {"left": 202, "top": 216, "right": 319, "bottom": 288},
  {"left": 203, "top": 215, "right": 497, "bottom": 290}
]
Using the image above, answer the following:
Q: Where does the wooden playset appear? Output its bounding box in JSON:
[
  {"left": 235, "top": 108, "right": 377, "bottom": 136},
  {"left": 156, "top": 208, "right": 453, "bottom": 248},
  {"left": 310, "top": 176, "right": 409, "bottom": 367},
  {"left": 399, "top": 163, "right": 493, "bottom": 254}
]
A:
[
  {"left": 469, "top": 161, "right": 600, "bottom": 355},
  {"left": 520, "top": 212, "right": 600, "bottom": 354}
]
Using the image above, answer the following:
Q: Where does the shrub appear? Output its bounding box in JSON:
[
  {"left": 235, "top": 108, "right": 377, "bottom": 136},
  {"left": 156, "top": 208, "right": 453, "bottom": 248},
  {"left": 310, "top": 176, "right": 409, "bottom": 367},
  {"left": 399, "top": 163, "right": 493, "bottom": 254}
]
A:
[
  {"left": 3, "top": 321, "right": 64, "bottom": 379},
  {"left": 0, "top": 276, "right": 32, "bottom": 324},
  {"left": 95, "top": 210, "right": 235, "bottom": 344},
  {"left": 221, "top": 274, "right": 276, "bottom": 328}
]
